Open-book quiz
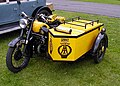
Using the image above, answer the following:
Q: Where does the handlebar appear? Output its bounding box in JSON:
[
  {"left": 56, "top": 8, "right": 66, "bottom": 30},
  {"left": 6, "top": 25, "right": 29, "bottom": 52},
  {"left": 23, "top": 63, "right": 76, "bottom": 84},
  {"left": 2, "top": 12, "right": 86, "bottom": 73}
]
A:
[
  {"left": 39, "top": 14, "right": 48, "bottom": 22},
  {"left": 21, "top": 12, "right": 28, "bottom": 18},
  {"left": 21, "top": 12, "right": 50, "bottom": 23}
]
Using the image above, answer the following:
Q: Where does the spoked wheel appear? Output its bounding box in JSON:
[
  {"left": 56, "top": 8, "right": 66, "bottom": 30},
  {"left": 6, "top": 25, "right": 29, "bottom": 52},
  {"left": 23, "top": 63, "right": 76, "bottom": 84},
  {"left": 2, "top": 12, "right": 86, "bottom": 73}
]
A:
[
  {"left": 6, "top": 40, "right": 31, "bottom": 73},
  {"left": 94, "top": 39, "right": 107, "bottom": 63}
]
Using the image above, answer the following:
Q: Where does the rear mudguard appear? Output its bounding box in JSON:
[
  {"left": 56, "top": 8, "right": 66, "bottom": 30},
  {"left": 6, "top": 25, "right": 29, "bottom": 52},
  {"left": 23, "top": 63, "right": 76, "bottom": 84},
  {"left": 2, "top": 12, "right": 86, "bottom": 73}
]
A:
[
  {"left": 8, "top": 37, "right": 22, "bottom": 47},
  {"left": 92, "top": 32, "right": 108, "bottom": 53},
  {"left": 37, "top": 6, "right": 52, "bottom": 15}
]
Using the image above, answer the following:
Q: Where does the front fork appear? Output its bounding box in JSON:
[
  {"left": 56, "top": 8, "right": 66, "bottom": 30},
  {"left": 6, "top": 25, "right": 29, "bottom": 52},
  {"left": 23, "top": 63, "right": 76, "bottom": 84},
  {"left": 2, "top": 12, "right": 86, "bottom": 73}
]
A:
[{"left": 19, "top": 26, "right": 32, "bottom": 56}]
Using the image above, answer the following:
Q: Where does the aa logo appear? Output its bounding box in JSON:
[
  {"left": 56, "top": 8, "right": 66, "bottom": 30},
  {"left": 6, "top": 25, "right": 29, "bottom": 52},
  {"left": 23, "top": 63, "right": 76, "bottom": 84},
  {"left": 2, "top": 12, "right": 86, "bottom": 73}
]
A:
[{"left": 58, "top": 44, "right": 72, "bottom": 58}]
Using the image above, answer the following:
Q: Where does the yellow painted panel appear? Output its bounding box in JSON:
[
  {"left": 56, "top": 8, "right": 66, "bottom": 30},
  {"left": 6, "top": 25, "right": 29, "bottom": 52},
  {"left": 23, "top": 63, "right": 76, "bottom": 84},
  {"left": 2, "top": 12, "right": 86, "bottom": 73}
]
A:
[
  {"left": 74, "top": 28, "right": 100, "bottom": 60},
  {"left": 48, "top": 34, "right": 76, "bottom": 61}
]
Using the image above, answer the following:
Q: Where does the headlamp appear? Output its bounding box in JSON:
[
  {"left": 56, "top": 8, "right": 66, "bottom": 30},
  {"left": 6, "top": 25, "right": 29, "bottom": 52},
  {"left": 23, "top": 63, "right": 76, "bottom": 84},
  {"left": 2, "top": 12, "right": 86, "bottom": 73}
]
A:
[{"left": 20, "top": 19, "right": 28, "bottom": 29}]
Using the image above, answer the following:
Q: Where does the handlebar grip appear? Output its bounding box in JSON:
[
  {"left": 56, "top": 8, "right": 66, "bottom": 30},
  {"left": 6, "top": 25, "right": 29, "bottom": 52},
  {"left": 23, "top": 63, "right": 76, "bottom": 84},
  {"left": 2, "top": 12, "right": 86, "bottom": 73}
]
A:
[
  {"left": 21, "top": 12, "right": 28, "bottom": 18},
  {"left": 38, "top": 14, "right": 48, "bottom": 23}
]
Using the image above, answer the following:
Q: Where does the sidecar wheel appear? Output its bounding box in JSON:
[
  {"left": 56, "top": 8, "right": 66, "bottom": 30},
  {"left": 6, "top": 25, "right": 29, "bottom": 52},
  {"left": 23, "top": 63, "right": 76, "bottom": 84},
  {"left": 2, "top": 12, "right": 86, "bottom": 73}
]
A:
[
  {"left": 6, "top": 45, "right": 30, "bottom": 73},
  {"left": 93, "top": 39, "right": 107, "bottom": 63}
]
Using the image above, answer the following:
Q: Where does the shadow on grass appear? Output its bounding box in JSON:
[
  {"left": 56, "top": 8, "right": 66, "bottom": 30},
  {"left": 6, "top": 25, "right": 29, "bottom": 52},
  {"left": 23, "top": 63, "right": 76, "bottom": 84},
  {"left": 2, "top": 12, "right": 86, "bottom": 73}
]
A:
[{"left": 29, "top": 54, "right": 95, "bottom": 73}]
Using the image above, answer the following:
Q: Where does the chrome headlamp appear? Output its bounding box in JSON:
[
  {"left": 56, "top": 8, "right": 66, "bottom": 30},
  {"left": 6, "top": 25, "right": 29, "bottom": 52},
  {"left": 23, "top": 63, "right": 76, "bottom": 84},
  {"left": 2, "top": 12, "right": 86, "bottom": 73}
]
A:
[{"left": 19, "top": 18, "right": 28, "bottom": 29}]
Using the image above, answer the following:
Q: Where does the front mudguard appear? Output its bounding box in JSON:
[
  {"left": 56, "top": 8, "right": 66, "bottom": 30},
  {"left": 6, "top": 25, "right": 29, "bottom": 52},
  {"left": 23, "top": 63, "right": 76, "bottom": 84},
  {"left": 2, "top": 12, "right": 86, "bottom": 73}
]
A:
[
  {"left": 8, "top": 37, "right": 22, "bottom": 47},
  {"left": 92, "top": 31, "right": 108, "bottom": 54},
  {"left": 8, "top": 37, "right": 33, "bottom": 57}
]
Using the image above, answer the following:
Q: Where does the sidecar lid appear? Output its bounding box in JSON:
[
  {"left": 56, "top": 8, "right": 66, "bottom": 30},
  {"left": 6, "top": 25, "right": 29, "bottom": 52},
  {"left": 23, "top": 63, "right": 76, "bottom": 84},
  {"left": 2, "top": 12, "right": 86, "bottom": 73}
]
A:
[{"left": 49, "top": 19, "right": 104, "bottom": 38}]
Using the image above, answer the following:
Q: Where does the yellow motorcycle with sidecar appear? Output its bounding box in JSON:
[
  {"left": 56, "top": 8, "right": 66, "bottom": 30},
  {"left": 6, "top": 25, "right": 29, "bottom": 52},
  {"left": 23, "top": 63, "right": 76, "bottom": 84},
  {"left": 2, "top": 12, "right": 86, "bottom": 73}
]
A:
[{"left": 6, "top": 12, "right": 108, "bottom": 73}]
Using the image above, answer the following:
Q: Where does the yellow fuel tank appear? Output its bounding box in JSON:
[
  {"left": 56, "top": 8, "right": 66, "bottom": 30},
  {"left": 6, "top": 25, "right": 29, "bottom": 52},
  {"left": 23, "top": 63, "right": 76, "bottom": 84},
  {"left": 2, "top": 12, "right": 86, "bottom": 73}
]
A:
[{"left": 32, "top": 20, "right": 49, "bottom": 33}]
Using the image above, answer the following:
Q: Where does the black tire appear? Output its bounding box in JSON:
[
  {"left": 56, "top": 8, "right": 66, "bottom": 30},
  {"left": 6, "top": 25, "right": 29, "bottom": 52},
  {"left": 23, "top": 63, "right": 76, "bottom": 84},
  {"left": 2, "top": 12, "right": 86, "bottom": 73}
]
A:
[
  {"left": 93, "top": 38, "right": 107, "bottom": 63},
  {"left": 35, "top": 9, "right": 52, "bottom": 18},
  {"left": 6, "top": 41, "right": 31, "bottom": 73},
  {"left": 38, "top": 9, "right": 51, "bottom": 15}
]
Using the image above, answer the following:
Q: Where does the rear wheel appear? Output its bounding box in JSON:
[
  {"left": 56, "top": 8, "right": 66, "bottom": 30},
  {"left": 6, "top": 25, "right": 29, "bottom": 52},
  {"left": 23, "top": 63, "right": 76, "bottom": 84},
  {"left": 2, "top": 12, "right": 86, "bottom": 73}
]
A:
[
  {"left": 6, "top": 40, "right": 31, "bottom": 73},
  {"left": 93, "top": 39, "right": 107, "bottom": 63},
  {"left": 34, "top": 9, "right": 52, "bottom": 19},
  {"left": 36, "top": 9, "right": 52, "bottom": 22},
  {"left": 37, "top": 9, "right": 51, "bottom": 16}
]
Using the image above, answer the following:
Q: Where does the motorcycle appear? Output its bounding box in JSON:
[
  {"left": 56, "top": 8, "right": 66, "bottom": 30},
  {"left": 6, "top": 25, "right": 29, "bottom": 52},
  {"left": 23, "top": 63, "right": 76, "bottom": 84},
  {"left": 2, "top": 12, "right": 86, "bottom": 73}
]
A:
[
  {"left": 6, "top": 12, "right": 65, "bottom": 73},
  {"left": 6, "top": 11, "right": 108, "bottom": 73}
]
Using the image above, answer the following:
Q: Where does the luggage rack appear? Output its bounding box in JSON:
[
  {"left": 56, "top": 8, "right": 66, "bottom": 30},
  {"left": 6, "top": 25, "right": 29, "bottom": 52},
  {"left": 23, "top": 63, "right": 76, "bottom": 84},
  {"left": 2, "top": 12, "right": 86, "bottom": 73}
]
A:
[{"left": 65, "top": 17, "right": 99, "bottom": 29}]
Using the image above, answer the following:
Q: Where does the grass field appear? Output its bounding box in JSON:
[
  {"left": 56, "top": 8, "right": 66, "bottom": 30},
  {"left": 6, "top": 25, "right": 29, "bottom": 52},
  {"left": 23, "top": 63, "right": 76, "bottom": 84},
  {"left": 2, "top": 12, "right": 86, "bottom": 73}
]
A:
[
  {"left": 0, "top": 10, "right": 120, "bottom": 86},
  {"left": 73, "top": 0, "right": 120, "bottom": 5}
]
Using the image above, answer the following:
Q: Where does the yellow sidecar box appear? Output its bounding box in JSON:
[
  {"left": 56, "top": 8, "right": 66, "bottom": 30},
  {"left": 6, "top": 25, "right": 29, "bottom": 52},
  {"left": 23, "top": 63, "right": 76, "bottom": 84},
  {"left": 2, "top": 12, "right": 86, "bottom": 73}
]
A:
[{"left": 48, "top": 17, "right": 107, "bottom": 61}]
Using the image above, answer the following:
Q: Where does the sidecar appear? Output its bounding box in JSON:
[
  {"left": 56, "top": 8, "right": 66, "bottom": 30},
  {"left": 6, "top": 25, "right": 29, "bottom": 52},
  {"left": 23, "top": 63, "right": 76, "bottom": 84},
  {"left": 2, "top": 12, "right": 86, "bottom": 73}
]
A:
[{"left": 48, "top": 17, "right": 108, "bottom": 63}]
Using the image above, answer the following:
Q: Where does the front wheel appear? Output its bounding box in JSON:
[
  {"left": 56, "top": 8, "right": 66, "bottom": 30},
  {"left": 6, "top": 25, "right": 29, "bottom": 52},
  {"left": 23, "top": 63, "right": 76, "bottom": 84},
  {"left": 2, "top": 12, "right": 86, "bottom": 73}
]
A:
[{"left": 6, "top": 42, "right": 31, "bottom": 73}]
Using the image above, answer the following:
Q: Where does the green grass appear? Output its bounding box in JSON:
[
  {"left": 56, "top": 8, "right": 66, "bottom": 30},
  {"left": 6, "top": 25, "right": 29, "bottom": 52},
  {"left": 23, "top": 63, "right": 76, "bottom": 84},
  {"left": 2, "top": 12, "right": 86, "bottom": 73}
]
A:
[
  {"left": 73, "top": 0, "right": 120, "bottom": 5},
  {"left": 0, "top": 10, "right": 120, "bottom": 86}
]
